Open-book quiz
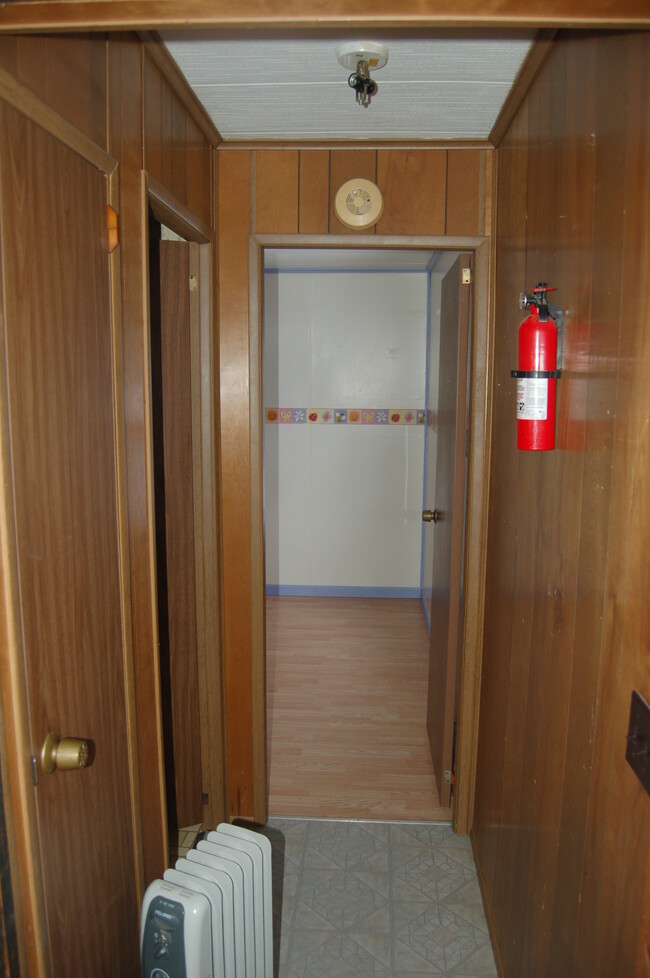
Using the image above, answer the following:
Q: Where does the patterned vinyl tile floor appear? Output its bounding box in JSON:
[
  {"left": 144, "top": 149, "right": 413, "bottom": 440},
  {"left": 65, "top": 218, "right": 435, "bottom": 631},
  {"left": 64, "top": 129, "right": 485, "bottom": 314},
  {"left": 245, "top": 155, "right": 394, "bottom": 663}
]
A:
[{"left": 253, "top": 818, "right": 498, "bottom": 978}]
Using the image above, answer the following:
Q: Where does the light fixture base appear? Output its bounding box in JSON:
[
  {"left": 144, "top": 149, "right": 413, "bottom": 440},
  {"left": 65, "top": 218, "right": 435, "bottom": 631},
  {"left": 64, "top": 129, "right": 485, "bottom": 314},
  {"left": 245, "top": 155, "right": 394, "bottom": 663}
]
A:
[{"left": 336, "top": 42, "right": 389, "bottom": 72}]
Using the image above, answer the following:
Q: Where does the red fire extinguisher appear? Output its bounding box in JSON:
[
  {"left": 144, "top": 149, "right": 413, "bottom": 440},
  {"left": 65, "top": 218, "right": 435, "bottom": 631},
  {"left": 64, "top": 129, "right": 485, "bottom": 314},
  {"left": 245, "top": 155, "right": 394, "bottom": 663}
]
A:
[{"left": 511, "top": 283, "right": 562, "bottom": 451}]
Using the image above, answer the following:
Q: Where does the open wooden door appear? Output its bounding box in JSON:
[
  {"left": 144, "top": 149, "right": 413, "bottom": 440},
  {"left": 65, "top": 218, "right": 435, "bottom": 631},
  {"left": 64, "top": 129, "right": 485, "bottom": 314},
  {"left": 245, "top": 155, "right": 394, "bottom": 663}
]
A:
[
  {"left": 149, "top": 231, "right": 204, "bottom": 829},
  {"left": 424, "top": 254, "right": 472, "bottom": 809},
  {"left": 0, "top": 105, "right": 140, "bottom": 974}
]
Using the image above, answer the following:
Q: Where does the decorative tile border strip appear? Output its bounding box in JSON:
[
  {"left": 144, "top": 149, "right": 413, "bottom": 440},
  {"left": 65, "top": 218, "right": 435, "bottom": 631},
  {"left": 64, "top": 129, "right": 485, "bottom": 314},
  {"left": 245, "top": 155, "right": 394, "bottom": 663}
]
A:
[{"left": 265, "top": 407, "right": 426, "bottom": 425}]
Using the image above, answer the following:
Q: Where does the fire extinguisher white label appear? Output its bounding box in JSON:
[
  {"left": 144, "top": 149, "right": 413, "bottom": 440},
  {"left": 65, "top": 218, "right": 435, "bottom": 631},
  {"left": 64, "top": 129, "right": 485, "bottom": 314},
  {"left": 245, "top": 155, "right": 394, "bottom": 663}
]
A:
[{"left": 517, "top": 378, "right": 548, "bottom": 420}]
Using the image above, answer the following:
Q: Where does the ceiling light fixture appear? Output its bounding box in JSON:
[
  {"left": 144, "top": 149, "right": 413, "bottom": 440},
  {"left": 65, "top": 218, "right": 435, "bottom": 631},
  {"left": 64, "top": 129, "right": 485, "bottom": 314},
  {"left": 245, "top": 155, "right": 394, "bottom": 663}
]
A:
[{"left": 337, "top": 42, "right": 388, "bottom": 108}]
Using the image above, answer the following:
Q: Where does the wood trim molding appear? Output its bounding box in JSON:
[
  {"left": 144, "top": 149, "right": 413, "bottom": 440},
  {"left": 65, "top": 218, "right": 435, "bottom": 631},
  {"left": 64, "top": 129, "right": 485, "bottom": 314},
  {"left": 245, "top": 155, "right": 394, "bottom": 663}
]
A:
[
  {"left": 108, "top": 171, "right": 146, "bottom": 905},
  {"left": 453, "top": 237, "right": 492, "bottom": 834},
  {"left": 220, "top": 139, "right": 494, "bottom": 152},
  {"left": 140, "top": 34, "right": 223, "bottom": 148},
  {"left": 0, "top": 65, "right": 117, "bottom": 175},
  {"left": 147, "top": 174, "right": 214, "bottom": 243},
  {"left": 489, "top": 29, "right": 556, "bottom": 146},
  {"left": 0, "top": 1, "right": 648, "bottom": 31},
  {"left": 249, "top": 232, "right": 491, "bottom": 835},
  {"left": 138, "top": 171, "right": 170, "bottom": 877},
  {"left": 249, "top": 236, "right": 267, "bottom": 825},
  {"left": 254, "top": 233, "right": 487, "bottom": 250}
]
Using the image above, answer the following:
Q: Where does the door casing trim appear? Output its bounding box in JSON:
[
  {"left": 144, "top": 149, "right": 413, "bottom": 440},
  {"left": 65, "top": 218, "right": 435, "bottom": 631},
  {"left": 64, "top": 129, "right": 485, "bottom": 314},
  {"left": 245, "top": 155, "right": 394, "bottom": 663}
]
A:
[{"left": 249, "top": 233, "right": 492, "bottom": 832}]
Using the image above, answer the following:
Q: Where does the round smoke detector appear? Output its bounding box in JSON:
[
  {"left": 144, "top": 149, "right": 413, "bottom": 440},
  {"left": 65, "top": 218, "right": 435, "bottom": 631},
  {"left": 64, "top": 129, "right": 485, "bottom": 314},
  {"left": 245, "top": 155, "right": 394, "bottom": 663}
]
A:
[
  {"left": 334, "top": 178, "right": 384, "bottom": 229},
  {"left": 336, "top": 41, "right": 389, "bottom": 72}
]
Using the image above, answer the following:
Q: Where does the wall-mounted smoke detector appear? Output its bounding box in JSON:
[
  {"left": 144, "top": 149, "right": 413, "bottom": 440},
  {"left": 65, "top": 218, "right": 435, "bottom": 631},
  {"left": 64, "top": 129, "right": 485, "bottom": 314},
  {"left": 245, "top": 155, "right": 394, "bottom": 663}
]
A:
[{"left": 337, "top": 42, "right": 389, "bottom": 108}]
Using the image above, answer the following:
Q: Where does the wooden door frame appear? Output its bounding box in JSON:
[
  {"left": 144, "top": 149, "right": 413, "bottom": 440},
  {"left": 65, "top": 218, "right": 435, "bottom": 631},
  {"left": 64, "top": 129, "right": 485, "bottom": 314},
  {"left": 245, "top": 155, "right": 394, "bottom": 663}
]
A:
[
  {"left": 143, "top": 173, "right": 227, "bottom": 838},
  {"left": 249, "top": 233, "right": 492, "bottom": 833},
  {"left": 0, "top": 71, "right": 141, "bottom": 977}
]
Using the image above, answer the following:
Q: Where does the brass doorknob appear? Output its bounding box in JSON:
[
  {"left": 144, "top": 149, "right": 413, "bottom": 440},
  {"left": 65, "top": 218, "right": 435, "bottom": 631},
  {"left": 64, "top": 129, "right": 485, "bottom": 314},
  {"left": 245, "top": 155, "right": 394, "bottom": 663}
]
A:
[
  {"left": 41, "top": 732, "right": 90, "bottom": 774},
  {"left": 422, "top": 509, "right": 440, "bottom": 523}
]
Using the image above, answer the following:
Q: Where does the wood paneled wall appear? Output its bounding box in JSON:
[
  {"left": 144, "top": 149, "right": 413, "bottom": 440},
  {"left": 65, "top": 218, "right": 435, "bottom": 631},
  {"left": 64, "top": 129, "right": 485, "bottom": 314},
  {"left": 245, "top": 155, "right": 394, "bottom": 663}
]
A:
[
  {"left": 473, "top": 29, "right": 650, "bottom": 978},
  {"left": 143, "top": 47, "right": 214, "bottom": 228},
  {"left": 218, "top": 145, "right": 491, "bottom": 819},
  {"left": 0, "top": 32, "right": 220, "bottom": 895},
  {"left": 251, "top": 147, "right": 488, "bottom": 238}
]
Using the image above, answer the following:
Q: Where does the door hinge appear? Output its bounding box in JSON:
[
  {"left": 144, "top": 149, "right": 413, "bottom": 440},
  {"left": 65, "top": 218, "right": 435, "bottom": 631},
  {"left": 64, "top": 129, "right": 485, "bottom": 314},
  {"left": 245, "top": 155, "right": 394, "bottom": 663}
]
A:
[
  {"left": 189, "top": 275, "right": 199, "bottom": 293},
  {"left": 202, "top": 792, "right": 209, "bottom": 806},
  {"left": 465, "top": 426, "right": 470, "bottom": 457},
  {"left": 443, "top": 770, "right": 452, "bottom": 785},
  {"left": 107, "top": 205, "right": 119, "bottom": 254},
  {"left": 461, "top": 267, "right": 472, "bottom": 285}
]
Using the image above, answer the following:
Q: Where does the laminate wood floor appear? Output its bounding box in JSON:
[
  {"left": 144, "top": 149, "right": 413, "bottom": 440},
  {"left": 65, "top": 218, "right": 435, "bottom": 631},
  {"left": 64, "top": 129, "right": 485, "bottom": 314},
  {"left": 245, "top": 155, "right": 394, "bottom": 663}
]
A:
[{"left": 266, "top": 597, "right": 451, "bottom": 821}]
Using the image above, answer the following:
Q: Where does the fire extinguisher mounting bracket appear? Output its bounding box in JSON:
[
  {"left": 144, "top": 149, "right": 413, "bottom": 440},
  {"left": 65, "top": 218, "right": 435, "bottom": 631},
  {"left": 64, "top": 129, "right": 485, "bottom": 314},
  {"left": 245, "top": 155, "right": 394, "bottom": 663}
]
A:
[{"left": 511, "top": 369, "right": 561, "bottom": 379}]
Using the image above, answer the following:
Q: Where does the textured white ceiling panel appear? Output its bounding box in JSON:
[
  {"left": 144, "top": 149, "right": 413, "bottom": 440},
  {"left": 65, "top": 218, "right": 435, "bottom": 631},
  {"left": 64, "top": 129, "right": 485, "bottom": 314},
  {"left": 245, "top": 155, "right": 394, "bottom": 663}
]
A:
[
  {"left": 162, "top": 33, "right": 534, "bottom": 141},
  {"left": 187, "top": 82, "right": 512, "bottom": 139}
]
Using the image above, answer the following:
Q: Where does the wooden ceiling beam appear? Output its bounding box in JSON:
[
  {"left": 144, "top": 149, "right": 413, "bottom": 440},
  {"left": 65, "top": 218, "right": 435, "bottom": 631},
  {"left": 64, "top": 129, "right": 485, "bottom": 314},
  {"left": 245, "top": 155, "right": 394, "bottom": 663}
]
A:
[{"left": 0, "top": 0, "right": 649, "bottom": 33}]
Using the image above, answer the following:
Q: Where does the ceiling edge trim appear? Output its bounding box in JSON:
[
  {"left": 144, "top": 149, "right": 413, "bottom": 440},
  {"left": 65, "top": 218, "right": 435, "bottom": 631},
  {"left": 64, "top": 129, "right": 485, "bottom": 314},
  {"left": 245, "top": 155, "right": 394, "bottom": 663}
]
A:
[
  {"left": 218, "top": 138, "right": 494, "bottom": 152},
  {"left": 140, "top": 32, "right": 223, "bottom": 147},
  {"left": 489, "top": 28, "right": 556, "bottom": 147}
]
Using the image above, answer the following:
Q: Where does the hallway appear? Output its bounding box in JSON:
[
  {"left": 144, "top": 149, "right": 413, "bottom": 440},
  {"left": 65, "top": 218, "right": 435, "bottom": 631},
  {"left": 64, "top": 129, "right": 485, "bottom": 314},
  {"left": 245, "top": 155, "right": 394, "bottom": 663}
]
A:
[
  {"left": 266, "top": 598, "right": 451, "bottom": 821},
  {"left": 262, "top": 817, "right": 497, "bottom": 978}
]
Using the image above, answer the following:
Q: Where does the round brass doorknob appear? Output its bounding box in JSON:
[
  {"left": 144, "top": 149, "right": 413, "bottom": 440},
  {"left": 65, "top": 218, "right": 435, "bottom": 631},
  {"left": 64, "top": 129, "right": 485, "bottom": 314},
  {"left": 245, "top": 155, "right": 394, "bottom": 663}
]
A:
[
  {"left": 41, "top": 732, "right": 90, "bottom": 774},
  {"left": 422, "top": 509, "right": 440, "bottom": 523}
]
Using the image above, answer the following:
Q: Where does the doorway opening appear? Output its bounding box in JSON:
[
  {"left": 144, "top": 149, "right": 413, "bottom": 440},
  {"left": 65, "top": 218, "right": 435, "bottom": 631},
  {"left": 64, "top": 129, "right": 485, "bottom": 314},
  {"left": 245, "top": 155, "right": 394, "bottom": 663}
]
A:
[
  {"left": 145, "top": 183, "right": 224, "bottom": 866},
  {"left": 261, "top": 246, "right": 468, "bottom": 822}
]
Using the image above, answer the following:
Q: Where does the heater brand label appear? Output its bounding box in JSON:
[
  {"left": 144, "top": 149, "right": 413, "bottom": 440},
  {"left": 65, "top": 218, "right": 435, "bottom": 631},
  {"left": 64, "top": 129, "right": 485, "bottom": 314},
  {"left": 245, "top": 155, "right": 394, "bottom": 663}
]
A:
[{"left": 517, "top": 378, "right": 548, "bottom": 421}]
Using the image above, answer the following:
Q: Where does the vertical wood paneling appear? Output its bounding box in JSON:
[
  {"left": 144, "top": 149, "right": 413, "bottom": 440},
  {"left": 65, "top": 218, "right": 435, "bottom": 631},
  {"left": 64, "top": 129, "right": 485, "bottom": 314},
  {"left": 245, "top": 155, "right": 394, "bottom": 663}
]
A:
[
  {"left": 0, "top": 36, "right": 18, "bottom": 76},
  {"left": 109, "top": 33, "right": 168, "bottom": 887},
  {"left": 203, "top": 139, "right": 213, "bottom": 228},
  {"left": 575, "top": 33, "right": 649, "bottom": 978},
  {"left": 8, "top": 34, "right": 108, "bottom": 150},
  {"left": 474, "top": 30, "right": 650, "bottom": 978},
  {"left": 592, "top": 39, "right": 650, "bottom": 976},
  {"left": 143, "top": 54, "right": 214, "bottom": 224},
  {"left": 329, "top": 149, "right": 376, "bottom": 234},
  {"left": 218, "top": 150, "right": 255, "bottom": 818},
  {"left": 160, "top": 74, "right": 173, "bottom": 190},
  {"left": 298, "top": 149, "right": 329, "bottom": 233},
  {"left": 548, "top": 35, "right": 600, "bottom": 978},
  {"left": 144, "top": 53, "right": 163, "bottom": 182},
  {"left": 185, "top": 115, "right": 204, "bottom": 219},
  {"left": 473, "top": 106, "right": 529, "bottom": 948},
  {"left": 446, "top": 149, "right": 481, "bottom": 236},
  {"left": 376, "top": 149, "right": 446, "bottom": 235},
  {"left": 255, "top": 149, "right": 299, "bottom": 233},
  {"left": 171, "top": 92, "right": 187, "bottom": 206}
]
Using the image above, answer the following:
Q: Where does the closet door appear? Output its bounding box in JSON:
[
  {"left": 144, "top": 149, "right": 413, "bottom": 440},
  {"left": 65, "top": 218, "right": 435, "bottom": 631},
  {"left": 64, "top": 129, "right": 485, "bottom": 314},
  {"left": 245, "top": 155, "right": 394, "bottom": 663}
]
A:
[
  {"left": 425, "top": 254, "right": 471, "bottom": 809},
  {"left": 0, "top": 103, "right": 139, "bottom": 976}
]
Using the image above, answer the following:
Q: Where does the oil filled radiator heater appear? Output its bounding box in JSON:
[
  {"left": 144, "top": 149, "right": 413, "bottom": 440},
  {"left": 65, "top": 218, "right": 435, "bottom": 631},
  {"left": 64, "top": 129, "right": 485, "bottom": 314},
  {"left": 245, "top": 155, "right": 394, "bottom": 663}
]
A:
[{"left": 140, "top": 823, "right": 273, "bottom": 978}]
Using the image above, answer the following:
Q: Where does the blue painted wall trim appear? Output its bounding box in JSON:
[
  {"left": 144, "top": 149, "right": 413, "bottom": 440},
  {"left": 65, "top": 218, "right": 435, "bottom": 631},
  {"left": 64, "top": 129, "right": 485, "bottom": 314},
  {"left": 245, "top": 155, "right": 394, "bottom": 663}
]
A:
[{"left": 266, "top": 585, "right": 422, "bottom": 599}]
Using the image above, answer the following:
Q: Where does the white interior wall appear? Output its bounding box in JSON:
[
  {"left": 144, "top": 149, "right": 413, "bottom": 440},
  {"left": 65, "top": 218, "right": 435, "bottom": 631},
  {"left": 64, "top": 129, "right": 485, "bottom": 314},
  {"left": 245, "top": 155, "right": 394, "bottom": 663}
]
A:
[{"left": 263, "top": 268, "right": 428, "bottom": 593}]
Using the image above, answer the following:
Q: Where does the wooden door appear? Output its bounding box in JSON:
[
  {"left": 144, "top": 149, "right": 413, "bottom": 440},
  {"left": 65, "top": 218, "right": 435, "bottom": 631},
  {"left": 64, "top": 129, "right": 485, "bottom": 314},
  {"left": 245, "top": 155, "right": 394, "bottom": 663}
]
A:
[
  {"left": 0, "top": 105, "right": 139, "bottom": 974},
  {"left": 150, "top": 235, "right": 203, "bottom": 829},
  {"left": 425, "top": 254, "right": 471, "bottom": 809}
]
